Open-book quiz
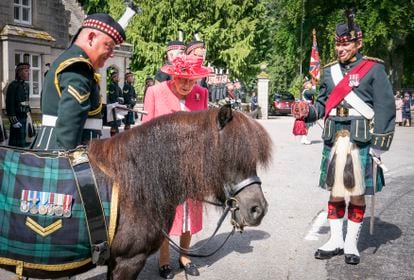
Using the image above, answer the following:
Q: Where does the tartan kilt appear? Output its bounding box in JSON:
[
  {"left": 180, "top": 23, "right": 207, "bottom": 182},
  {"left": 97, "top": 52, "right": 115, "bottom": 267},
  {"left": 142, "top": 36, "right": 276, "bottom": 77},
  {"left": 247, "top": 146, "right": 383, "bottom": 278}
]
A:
[
  {"left": 318, "top": 143, "right": 385, "bottom": 195},
  {"left": 123, "top": 111, "right": 135, "bottom": 125},
  {"left": 8, "top": 118, "right": 27, "bottom": 148},
  {"left": 0, "top": 146, "right": 114, "bottom": 273}
]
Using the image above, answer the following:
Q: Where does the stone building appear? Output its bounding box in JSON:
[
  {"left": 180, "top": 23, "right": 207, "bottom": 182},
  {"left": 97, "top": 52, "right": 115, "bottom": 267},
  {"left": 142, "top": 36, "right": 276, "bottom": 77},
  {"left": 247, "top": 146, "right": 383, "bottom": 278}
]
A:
[{"left": 0, "top": 0, "right": 132, "bottom": 121}]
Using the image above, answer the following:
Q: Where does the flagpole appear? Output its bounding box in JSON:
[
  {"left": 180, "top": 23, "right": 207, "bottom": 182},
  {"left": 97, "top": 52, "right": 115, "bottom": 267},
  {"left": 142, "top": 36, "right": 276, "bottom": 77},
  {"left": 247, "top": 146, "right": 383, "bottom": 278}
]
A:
[{"left": 299, "top": 0, "right": 305, "bottom": 78}]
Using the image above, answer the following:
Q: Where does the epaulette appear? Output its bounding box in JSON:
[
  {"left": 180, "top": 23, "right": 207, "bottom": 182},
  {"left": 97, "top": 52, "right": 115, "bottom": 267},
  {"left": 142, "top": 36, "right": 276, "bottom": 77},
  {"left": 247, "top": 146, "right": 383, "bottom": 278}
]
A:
[
  {"left": 54, "top": 57, "right": 94, "bottom": 98},
  {"left": 323, "top": 60, "right": 339, "bottom": 68},
  {"left": 363, "top": 56, "right": 384, "bottom": 64}
]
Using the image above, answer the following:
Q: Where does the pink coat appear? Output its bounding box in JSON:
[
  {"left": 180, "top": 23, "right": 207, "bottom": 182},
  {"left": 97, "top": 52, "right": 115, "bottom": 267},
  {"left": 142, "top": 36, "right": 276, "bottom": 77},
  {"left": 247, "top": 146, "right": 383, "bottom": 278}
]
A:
[{"left": 142, "top": 81, "right": 208, "bottom": 235}]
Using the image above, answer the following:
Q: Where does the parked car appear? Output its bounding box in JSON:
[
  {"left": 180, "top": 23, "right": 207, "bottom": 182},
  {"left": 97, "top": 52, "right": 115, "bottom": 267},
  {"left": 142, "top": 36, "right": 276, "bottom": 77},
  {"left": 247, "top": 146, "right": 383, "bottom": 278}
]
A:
[{"left": 269, "top": 92, "right": 295, "bottom": 115}]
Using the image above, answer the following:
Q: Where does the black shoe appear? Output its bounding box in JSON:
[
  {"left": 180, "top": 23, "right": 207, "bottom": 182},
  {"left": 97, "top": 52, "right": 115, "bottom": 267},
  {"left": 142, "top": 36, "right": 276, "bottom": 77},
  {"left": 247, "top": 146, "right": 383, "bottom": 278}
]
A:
[
  {"left": 159, "top": 264, "right": 174, "bottom": 279},
  {"left": 345, "top": 254, "right": 360, "bottom": 265},
  {"left": 314, "top": 248, "right": 344, "bottom": 259},
  {"left": 179, "top": 261, "right": 200, "bottom": 276}
]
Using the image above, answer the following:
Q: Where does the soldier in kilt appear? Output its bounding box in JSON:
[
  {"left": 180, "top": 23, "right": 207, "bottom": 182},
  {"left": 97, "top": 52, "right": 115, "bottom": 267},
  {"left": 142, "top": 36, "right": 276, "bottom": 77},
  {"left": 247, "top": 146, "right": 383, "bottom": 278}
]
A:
[
  {"left": 33, "top": 13, "right": 127, "bottom": 150},
  {"left": 6, "top": 63, "right": 32, "bottom": 147},
  {"left": 294, "top": 14, "right": 395, "bottom": 265},
  {"left": 107, "top": 71, "right": 123, "bottom": 136},
  {"left": 122, "top": 72, "right": 137, "bottom": 129}
]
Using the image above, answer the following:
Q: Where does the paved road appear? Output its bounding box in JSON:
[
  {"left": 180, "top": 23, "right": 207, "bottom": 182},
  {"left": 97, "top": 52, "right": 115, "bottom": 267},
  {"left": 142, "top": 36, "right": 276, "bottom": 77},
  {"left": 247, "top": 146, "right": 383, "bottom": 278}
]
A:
[{"left": 1, "top": 117, "right": 413, "bottom": 280}]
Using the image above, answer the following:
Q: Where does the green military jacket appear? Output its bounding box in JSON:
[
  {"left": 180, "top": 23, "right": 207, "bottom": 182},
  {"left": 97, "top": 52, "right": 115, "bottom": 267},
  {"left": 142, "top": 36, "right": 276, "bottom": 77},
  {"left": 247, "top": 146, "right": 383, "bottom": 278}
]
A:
[
  {"left": 306, "top": 54, "right": 396, "bottom": 151},
  {"left": 122, "top": 82, "right": 136, "bottom": 108},
  {"left": 5, "top": 79, "right": 30, "bottom": 124},
  {"left": 107, "top": 81, "right": 122, "bottom": 104},
  {"left": 33, "top": 45, "right": 102, "bottom": 150}
]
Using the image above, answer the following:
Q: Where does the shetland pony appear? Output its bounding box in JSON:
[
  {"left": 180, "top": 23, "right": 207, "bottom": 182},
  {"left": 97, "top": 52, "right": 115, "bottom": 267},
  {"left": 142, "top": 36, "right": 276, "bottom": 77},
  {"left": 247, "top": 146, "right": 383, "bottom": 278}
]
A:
[{"left": 2, "top": 105, "right": 272, "bottom": 279}]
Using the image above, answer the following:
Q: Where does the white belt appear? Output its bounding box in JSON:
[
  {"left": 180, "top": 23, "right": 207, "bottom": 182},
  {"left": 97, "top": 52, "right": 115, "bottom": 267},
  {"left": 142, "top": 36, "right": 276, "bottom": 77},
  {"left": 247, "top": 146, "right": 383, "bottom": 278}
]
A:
[
  {"left": 42, "top": 115, "right": 102, "bottom": 130},
  {"left": 329, "top": 108, "right": 361, "bottom": 117}
]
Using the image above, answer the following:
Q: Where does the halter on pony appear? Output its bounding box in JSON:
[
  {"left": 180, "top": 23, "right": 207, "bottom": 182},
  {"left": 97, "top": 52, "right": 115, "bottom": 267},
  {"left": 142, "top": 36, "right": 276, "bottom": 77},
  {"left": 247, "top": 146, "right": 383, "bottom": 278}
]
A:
[{"left": 163, "top": 175, "right": 262, "bottom": 257}]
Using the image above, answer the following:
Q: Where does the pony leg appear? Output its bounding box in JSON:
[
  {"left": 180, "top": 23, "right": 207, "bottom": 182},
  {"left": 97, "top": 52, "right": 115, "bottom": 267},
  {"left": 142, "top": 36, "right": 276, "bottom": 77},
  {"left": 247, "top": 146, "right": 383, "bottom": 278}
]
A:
[{"left": 111, "top": 254, "right": 147, "bottom": 280}]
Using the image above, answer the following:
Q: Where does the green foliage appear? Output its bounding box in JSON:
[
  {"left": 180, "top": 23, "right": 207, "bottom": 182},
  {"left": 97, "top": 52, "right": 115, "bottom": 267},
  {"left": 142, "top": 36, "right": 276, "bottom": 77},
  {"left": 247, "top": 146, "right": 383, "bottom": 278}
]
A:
[{"left": 78, "top": 0, "right": 414, "bottom": 94}]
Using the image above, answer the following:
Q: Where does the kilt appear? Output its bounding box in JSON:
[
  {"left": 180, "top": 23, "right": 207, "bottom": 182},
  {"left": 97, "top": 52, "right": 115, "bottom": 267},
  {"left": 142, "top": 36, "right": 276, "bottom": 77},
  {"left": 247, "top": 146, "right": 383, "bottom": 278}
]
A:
[
  {"left": 8, "top": 118, "right": 27, "bottom": 148},
  {"left": 123, "top": 111, "right": 135, "bottom": 125},
  {"left": 318, "top": 143, "right": 385, "bottom": 195},
  {"left": 0, "top": 146, "right": 115, "bottom": 273}
]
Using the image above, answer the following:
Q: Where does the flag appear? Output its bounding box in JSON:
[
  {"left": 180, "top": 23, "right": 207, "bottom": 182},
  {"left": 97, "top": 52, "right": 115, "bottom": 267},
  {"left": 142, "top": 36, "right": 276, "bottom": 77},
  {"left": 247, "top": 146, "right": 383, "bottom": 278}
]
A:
[{"left": 309, "top": 29, "right": 320, "bottom": 83}]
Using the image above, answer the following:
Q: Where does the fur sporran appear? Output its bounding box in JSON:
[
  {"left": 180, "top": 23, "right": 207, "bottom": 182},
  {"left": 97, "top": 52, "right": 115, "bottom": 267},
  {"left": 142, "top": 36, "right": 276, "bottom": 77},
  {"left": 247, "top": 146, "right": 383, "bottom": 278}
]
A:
[{"left": 328, "top": 130, "right": 365, "bottom": 197}]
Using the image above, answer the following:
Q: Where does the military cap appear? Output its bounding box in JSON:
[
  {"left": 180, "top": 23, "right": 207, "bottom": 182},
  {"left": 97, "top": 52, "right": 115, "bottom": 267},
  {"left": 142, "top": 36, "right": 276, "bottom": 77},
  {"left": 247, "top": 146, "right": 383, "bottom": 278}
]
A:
[
  {"left": 186, "top": 41, "right": 204, "bottom": 55},
  {"left": 15, "top": 62, "right": 30, "bottom": 71},
  {"left": 166, "top": 40, "right": 186, "bottom": 51},
  {"left": 186, "top": 31, "right": 204, "bottom": 55},
  {"left": 81, "top": 13, "right": 126, "bottom": 44},
  {"left": 110, "top": 71, "right": 119, "bottom": 78},
  {"left": 335, "top": 23, "right": 363, "bottom": 43}
]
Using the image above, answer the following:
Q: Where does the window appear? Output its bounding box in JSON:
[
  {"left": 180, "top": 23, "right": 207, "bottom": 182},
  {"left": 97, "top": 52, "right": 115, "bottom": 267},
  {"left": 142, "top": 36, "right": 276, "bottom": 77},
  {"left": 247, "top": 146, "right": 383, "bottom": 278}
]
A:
[
  {"left": 15, "top": 52, "right": 42, "bottom": 98},
  {"left": 14, "top": 0, "right": 32, "bottom": 25}
]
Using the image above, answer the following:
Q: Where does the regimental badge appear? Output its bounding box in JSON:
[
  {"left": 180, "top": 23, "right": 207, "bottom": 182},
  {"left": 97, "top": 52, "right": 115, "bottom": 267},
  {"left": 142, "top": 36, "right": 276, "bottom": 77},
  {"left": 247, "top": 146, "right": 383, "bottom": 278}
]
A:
[
  {"left": 349, "top": 74, "right": 360, "bottom": 87},
  {"left": 20, "top": 190, "right": 29, "bottom": 213}
]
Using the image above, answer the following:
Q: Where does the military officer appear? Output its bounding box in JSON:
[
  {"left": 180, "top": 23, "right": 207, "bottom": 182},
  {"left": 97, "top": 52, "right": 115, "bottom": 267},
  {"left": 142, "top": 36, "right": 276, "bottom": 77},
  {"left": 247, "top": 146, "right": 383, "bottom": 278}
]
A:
[
  {"left": 107, "top": 71, "right": 124, "bottom": 135},
  {"left": 107, "top": 71, "right": 123, "bottom": 104},
  {"left": 294, "top": 15, "right": 395, "bottom": 265},
  {"left": 6, "top": 62, "right": 33, "bottom": 147},
  {"left": 186, "top": 32, "right": 209, "bottom": 89},
  {"left": 33, "top": 13, "right": 127, "bottom": 150},
  {"left": 122, "top": 72, "right": 137, "bottom": 130},
  {"left": 154, "top": 30, "right": 186, "bottom": 83}
]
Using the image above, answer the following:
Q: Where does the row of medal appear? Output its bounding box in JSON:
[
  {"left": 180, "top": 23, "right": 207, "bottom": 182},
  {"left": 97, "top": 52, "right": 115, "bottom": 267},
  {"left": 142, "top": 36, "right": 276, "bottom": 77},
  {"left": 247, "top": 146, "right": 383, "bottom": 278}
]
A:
[{"left": 20, "top": 190, "right": 73, "bottom": 218}]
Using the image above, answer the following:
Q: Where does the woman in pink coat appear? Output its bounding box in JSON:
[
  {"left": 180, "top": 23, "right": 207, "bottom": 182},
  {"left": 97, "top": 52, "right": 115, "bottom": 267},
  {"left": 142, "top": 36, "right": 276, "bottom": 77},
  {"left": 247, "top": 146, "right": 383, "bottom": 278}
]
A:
[{"left": 142, "top": 55, "right": 210, "bottom": 279}]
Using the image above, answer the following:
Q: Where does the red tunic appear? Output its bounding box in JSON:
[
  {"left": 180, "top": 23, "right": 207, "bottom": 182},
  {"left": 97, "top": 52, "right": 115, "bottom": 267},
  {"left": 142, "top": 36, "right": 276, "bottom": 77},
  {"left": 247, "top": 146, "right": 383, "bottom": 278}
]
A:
[{"left": 142, "top": 81, "right": 208, "bottom": 235}]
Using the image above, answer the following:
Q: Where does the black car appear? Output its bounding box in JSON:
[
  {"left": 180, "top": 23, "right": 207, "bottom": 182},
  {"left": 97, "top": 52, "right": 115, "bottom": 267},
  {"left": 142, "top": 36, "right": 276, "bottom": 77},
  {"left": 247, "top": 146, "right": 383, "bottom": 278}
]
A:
[{"left": 269, "top": 92, "right": 295, "bottom": 115}]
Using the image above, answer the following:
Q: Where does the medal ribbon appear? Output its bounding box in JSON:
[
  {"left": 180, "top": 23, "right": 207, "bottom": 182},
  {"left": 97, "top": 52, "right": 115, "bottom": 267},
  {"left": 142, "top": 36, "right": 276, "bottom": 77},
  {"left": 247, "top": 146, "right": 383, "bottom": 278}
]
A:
[{"left": 63, "top": 194, "right": 73, "bottom": 213}]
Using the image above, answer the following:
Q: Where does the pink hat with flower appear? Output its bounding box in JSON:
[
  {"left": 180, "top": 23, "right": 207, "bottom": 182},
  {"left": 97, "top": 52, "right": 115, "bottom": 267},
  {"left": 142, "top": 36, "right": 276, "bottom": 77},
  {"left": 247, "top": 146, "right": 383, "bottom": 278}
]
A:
[{"left": 161, "top": 55, "right": 212, "bottom": 79}]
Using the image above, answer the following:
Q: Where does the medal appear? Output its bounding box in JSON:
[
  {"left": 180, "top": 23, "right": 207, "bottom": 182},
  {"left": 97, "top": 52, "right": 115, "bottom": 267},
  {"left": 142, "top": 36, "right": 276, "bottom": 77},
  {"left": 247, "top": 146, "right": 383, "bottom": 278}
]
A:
[
  {"left": 54, "top": 193, "right": 64, "bottom": 216},
  {"left": 63, "top": 194, "right": 73, "bottom": 218},
  {"left": 348, "top": 74, "right": 360, "bottom": 87},
  {"left": 29, "top": 191, "right": 39, "bottom": 214},
  {"left": 20, "top": 190, "right": 29, "bottom": 213},
  {"left": 47, "top": 192, "right": 55, "bottom": 216},
  {"left": 38, "top": 192, "right": 49, "bottom": 215}
]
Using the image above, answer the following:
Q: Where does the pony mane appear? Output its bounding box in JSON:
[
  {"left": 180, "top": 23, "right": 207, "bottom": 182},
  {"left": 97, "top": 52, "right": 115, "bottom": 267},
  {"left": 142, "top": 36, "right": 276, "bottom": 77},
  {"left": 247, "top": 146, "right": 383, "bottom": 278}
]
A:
[{"left": 88, "top": 108, "right": 272, "bottom": 224}]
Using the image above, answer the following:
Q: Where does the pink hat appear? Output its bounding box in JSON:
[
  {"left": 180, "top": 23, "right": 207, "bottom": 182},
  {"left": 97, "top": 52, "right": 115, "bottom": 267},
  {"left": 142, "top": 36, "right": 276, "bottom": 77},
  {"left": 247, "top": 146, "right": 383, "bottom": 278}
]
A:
[{"left": 161, "top": 55, "right": 211, "bottom": 79}]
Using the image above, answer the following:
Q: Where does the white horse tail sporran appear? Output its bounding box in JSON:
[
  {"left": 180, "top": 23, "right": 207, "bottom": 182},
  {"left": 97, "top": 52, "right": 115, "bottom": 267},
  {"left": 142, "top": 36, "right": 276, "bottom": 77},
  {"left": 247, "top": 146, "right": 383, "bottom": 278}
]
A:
[{"left": 326, "top": 130, "right": 365, "bottom": 197}]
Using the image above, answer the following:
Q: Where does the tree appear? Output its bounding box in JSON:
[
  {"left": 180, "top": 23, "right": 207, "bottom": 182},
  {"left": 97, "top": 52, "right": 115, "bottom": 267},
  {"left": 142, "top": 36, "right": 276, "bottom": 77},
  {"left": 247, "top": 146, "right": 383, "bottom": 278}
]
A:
[{"left": 78, "top": 0, "right": 414, "bottom": 95}]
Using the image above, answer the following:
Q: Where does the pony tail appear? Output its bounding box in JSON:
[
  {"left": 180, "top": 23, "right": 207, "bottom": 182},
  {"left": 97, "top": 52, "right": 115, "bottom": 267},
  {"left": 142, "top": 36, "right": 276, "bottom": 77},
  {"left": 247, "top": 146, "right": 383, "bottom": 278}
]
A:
[
  {"left": 343, "top": 152, "right": 355, "bottom": 188},
  {"left": 326, "top": 153, "right": 336, "bottom": 188}
]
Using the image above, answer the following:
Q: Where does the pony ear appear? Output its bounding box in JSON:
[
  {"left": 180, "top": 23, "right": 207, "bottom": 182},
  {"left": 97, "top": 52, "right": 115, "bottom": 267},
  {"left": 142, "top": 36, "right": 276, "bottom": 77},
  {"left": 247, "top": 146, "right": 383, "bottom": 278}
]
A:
[{"left": 217, "top": 104, "right": 233, "bottom": 130}]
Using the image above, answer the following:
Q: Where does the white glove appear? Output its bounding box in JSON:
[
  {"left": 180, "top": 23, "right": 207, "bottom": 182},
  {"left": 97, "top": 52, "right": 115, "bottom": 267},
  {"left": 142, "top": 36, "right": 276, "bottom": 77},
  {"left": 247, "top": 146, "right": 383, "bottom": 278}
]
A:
[
  {"left": 370, "top": 148, "right": 385, "bottom": 158},
  {"left": 12, "top": 122, "right": 22, "bottom": 128}
]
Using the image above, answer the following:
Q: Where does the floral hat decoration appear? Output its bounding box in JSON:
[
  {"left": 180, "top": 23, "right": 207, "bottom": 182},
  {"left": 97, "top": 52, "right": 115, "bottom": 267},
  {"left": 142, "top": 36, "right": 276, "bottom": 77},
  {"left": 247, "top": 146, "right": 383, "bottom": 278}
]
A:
[{"left": 161, "top": 55, "right": 212, "bottom": 79}]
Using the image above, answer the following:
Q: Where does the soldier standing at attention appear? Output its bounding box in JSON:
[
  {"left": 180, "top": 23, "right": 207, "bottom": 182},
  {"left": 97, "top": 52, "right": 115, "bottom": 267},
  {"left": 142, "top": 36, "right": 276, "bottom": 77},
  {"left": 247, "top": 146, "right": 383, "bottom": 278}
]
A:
[
  {"left": 107, "top": 71, "right": 123, "bottom": 136},
  {"left": 33, "top": 13, "right": 131, "bottom": 150},
  {"left": 122, "top": 72, "right": 137, "bottom": 130},
  {"left": 6, "top": 62, "right": 33, "bottom": 147},
  {"left": 293, "top": 11, "right": 395, "bottom": 265}
]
